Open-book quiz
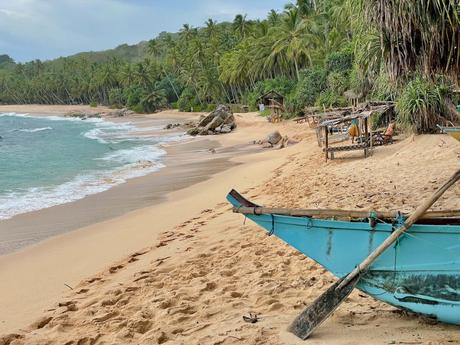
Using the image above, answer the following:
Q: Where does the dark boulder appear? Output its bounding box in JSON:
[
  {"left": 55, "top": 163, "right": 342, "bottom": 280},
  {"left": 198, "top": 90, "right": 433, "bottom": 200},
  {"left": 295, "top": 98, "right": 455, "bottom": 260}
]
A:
[{"left": 267, "top": 131, "right": 282, "bottom": 145}]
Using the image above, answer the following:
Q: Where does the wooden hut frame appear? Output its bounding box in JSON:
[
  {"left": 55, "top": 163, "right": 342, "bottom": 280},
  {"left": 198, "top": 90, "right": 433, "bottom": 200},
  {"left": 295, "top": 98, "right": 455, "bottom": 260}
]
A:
[
  {"left": 257, "top": 90, "right": 285, "bottom": 121},
  {"left": 320, "top": 112, "right": 373, "bottom": 161}
]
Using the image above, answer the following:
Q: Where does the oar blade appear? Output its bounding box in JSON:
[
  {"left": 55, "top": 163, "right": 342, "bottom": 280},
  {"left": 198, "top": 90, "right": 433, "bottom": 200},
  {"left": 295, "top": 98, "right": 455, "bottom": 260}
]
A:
[{"left": 288, "top": 275, "right": 359, "bottom": 340}]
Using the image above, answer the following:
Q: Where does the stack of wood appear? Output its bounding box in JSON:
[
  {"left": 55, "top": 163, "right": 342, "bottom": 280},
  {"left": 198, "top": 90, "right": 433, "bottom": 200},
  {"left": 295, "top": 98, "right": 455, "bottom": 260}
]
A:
[{"left": 294, "top": 101, "right": 395, "bottom": 129}]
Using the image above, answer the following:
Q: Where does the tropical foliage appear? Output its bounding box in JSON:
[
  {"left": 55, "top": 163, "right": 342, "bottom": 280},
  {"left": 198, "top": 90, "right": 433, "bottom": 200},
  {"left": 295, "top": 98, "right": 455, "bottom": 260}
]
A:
[{"left": 0, "top": 0, "right": 458, "bottom": 132}]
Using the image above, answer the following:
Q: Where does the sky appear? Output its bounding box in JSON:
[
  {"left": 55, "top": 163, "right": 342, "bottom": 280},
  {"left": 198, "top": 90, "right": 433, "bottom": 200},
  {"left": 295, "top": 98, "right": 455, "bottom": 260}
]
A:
[{"left": 0, "top": 0, "right": 288, "bottom": 63}]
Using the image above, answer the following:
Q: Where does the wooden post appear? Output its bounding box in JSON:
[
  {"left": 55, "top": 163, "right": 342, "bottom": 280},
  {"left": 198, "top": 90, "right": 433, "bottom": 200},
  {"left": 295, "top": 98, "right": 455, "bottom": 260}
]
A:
[
  {"left": 370, "top": 120, "right": 373, "bottom": 152},
  {"left": 364, "top": 117, "right": 369, "bottom": 158},
  {"left": 324, "top": 126, "right": 329, "bottom": 161}
]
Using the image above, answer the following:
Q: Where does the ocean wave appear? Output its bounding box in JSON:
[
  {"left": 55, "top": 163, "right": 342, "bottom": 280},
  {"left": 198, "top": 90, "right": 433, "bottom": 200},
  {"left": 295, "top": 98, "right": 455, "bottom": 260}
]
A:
[
  {"left": 0, "top": 112, "right": 30, "bottom": 117},
  {"left": 15, "top": 127, "right": 53, "bottom": 133},
  {"left": 98, "top": 145, "right": 165, "bottom": 164},
  {"left": 0, "top": 112, "right": 105, "bottom": 123},
  {"left": 0, "top": 157, "right": 165, "bottom": 220},
  {"left": 83, "top": 128, "right": 109, "bottom": 144},
  {"left": 83, "top": 122, "right": 186, "bottom": 145}
]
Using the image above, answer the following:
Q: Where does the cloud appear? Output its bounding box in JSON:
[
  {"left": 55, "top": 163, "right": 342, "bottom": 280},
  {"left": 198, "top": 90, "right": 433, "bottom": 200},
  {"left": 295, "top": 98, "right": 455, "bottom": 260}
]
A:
[{"left": 0, "top": 0, "right": 286, "bottom": 62}]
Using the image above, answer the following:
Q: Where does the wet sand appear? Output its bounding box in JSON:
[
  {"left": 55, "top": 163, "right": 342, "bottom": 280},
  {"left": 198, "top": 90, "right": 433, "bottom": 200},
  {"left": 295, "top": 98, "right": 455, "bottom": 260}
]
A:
[{"left": 0, "top": 139, "right": 237, "bottom": 255}]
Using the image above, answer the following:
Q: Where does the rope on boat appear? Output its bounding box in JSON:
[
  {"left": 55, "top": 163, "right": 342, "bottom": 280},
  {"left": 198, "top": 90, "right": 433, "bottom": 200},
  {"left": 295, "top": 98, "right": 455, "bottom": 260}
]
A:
[{"left": 269, "top": 214, "right": 275, "bottom": 236}]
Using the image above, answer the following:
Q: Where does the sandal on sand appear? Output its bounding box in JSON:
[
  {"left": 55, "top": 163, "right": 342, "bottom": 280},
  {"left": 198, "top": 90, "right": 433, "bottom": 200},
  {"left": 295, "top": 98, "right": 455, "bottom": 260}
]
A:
[{"left": 243, "top": 313, "right": 259, "bottom": 324}]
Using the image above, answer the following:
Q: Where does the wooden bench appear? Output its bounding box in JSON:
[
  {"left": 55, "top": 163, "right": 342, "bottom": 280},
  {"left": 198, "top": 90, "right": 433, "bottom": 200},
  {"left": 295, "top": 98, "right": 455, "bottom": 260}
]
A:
[
  {"left": 294, "top": 116, "right": 308, "bottom": 124},
  {"left": 323, "top": 144, "right": 370, "bottom": 160}
]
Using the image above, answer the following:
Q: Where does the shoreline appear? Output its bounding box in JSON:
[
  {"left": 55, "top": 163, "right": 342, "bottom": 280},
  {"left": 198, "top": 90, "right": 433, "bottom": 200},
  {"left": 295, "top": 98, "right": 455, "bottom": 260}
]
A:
[
  {"left": 0, "top": 108, "right": 207, "bottom": 254},
  {"left": 1, "top": 105, "right": 459, "bottom": 343},
  {"left": 0, "top": 139, "right": 238, "bottom": 255}
]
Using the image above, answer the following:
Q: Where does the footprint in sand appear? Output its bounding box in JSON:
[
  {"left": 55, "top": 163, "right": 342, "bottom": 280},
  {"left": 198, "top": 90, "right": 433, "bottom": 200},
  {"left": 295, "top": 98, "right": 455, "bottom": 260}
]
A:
[
  {"left": 157, "top": 332, "right": 169, "bottom": 344},
  {"left": 130, "top": 249, "right": 150, "bottom": 258},
  {"left": 220, "top": 270, "right": 235, "bottom": 277},
  {"left": 158, "top": 299, "right": 175, "bottom": 309},
  {"left": 170, "top": 305, "right": 197, "bottom": 316},
  {"left": 100, "top": 295, "right": 122, "bottom": 307},
  {"left": 109, "top": 264, "right": 124, "bottom": 274},
  {"left": 86, "top": 277, "right": 104, "bottom": 284},
  {"left": 0, "top": 334, "right": 24, "bottom": 345},
  {"left": 133, "top": 275, "right": 152, "bottom": 283},
  {"left": 128, "top": 319, "right": 153, "bottom": 334},
  {"left": 30, "top": 316, "right": 53, "bottom": 329},
  {"left": 230, "top": 291, "right": 243, "bottom": 298},
  {"left": 125, "top": 286, "right": 139, "bottom": 293},
  {"left": 58, "top": 301, "right": 76, "bottom": 307},
  {"left": 93, "top": 311, "right": 119, "bottom": 323},
  {"left": 74, "top": 335, "right": 101, "bottom": 345},
  {"left": 201, "top": 282, "right": 218, "bottom": 292}
]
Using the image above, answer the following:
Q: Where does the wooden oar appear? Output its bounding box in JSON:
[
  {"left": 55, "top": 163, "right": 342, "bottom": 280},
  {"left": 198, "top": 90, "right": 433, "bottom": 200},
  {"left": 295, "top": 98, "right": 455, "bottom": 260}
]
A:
[{"left": 288, "top": 168, "right": 460, "bottom": 340}]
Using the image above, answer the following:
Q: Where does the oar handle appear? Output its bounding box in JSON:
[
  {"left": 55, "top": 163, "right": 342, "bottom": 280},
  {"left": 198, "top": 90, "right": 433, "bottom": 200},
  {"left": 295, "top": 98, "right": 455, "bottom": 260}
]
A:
[{"left": 338, "top": 168, "right": 460, "bottom": 289}]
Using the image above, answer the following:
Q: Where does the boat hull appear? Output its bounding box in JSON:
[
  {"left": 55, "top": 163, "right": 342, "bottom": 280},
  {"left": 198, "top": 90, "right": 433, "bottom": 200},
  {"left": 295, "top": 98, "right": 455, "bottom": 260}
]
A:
[
  {"left": 448, "top": 131, "right": 460, "bottom": 141},
  {"left": 441, "top": 127, "right": 460, "bottom": 142},
  {"left": 227, "top": 192, "right": 460, "bottom": 325}
]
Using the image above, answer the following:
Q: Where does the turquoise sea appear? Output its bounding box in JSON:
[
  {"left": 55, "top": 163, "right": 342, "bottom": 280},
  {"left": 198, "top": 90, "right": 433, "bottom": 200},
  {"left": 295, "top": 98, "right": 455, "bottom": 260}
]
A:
[{"left": 0, "top": 113, "right": 184, "bottom": 220}]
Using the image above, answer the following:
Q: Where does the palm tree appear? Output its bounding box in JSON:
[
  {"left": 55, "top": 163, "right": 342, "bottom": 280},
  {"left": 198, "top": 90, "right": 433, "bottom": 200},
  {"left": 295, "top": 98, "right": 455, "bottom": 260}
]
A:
[
  {"left": 233, "top": 14, "right": 251, "bottom": 39},
  {"left": 350, "top": 0, "right": 460, "bottom": 80},
  {"left": 267, "top": 9, "right": 281, "bottom": 26},
  {"left": 147, "top": 39, "right": 160, "bottom": 57},
  {"left": 270, "top": 8, "right": 315, "bottom": 79},
  {"left": 147, "top": 39, "right": 180, "bottom": 100},
  {"left": 205, "top": 18, "right": 218, "bottom": 38}
]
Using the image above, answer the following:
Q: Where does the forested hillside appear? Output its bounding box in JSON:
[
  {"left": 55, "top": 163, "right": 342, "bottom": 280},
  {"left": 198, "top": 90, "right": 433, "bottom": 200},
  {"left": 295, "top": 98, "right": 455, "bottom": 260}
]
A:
[{"left": 0, "top": 0, "right": 459, "bottom": 132}]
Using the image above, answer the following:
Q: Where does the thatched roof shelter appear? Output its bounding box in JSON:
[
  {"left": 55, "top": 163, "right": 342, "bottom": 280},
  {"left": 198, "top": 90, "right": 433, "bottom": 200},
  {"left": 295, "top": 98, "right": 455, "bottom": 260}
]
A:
[{"left": 257, "top": 90, "right": 285, "bottom": 107}]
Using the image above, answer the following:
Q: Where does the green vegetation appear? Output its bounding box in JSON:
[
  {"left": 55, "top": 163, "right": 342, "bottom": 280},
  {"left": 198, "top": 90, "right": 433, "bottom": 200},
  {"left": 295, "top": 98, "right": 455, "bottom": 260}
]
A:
[
  {"left": 396, "top": 76, "right": 451, "bottom": 133},
  {"left": 0, "top": 0, "right": 458, "bottom": 132}
]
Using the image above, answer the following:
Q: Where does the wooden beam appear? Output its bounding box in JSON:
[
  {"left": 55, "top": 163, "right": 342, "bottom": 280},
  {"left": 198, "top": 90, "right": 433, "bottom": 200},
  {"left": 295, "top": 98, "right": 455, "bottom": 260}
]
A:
[{"left": 233, "top": 206, "right": 460, "bottom": 221}]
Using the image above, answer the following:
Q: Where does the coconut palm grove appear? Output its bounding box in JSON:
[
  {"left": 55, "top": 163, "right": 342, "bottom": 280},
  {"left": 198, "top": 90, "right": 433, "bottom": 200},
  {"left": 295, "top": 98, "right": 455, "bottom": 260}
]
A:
[{"left": 0, "top": 0, "right": 459, "bottom": 133}]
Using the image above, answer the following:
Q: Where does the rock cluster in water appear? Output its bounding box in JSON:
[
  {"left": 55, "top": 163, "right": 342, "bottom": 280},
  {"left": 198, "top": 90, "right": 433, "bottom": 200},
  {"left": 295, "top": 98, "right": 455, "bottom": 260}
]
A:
[{"left": 187, "top": 105, "right": 236, "bottom": 136}]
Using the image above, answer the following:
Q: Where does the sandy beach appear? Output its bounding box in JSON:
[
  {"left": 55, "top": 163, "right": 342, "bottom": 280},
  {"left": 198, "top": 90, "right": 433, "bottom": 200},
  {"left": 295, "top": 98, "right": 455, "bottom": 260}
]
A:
[{"left": 0, "top": 105, "right": 459, "bottom": 345}]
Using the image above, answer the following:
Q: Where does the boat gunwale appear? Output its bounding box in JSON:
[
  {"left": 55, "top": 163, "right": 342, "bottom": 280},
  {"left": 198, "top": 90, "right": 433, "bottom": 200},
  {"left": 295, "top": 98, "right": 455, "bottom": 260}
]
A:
[
  {"left": 228, "top": 190, "right": 460, "bottom": 232},
  {"left": 244, "top": 212, "right": 460, "bottom": 234}
]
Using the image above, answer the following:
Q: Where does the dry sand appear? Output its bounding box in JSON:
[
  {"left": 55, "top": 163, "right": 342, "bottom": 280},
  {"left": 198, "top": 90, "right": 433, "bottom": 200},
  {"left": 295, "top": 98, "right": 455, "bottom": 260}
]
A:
[{"left": 0, "top": 107, "right": 459, "bottom": 345}]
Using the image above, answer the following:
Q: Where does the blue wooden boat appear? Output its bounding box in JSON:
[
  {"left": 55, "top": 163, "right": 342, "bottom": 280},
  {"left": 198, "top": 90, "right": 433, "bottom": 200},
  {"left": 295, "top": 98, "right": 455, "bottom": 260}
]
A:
[
  {"left": 227, "top": 190, "right": 460, "bottom": 325},
  {"left": 438, "top": 125, "right": 460, "bottom": 142}
]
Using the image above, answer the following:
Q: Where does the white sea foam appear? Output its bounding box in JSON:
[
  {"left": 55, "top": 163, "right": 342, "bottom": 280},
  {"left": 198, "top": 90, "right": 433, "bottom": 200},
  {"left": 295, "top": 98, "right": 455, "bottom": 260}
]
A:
[
  {"left": 82, "top": 121, "right": 186, "bottom": 145},
  {"left": 16, "top": 127, "right": 53, "bottom": 133},
  {"left": 0, "top": 112, "right": 105, "bottom": 123},
  {"left": 99, "top": 145, "right": 166, "bottom": 164},
  {"left": 83, "top": 128, "right": 109, "bottom": 143},
  {"left": 0, "top": 112, "right": 29, "bottom": 117}
]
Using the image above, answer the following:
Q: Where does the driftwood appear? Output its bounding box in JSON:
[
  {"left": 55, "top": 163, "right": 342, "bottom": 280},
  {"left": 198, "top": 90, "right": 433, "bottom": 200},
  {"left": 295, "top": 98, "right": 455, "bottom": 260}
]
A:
[{"left": 233, "top": 206, "right": 460, "bottom": 221}]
